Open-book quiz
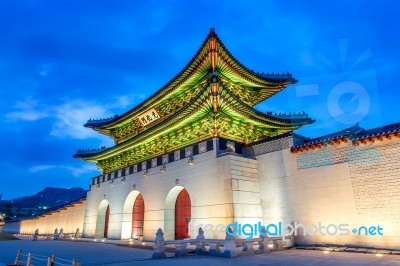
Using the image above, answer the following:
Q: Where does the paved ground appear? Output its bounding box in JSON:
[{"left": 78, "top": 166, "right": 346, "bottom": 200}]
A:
[{"left": 1, "top": 238, "right": 400, "bottom": 266}]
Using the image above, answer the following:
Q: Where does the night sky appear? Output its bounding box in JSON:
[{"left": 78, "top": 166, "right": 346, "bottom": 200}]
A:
[{"left": 0, "top": 1, "right": 399, "bottom": 199}]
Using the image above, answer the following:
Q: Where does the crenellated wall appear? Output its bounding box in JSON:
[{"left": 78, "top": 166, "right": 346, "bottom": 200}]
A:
[{"left": 4, "top": 199, "right": 86, "bottom": 236}]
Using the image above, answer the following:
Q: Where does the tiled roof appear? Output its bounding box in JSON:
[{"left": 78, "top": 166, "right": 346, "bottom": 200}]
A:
[
  {"left": 74, "top": 147, "right": 108, "bottom": 158},
  {"left": 267, "top": 111, "right": 312, "bottom": 121},
  {"left": 85, "top": 115, "right": 119, "bottom": 127},
  {"left": 293, "top": 121, "right": 400, "bottom": 148},
  {"left": 355, "top": 122, "right": 400, "bottom": 140},
  {"left": 257, "top": 72, "right": 296, "bottom": 81},
  {"left": 243, "top": 132, "right": 293, "bottom": 157},
  {"left": 84, "top": 28, "right": 298, "bottom": 129}
]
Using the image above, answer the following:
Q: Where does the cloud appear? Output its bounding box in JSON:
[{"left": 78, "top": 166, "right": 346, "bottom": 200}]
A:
[
  {"left": 6, "top": 98, "right": 49, "bottom": 121},
  {"left": 5, "top": 98, "right": 121, "bottom": 145},
  {"left": 67, "top": 164, "right": 100, "bottom": 177},
  {"left": 29, "top": 165, "right": 56, "bottom": 173},
  {"left": 111, "top": 94, "right": 146, "bottom": 109},
  {"left": 50, "top": 99, "right": 111, "bottom": 139},
  {"left": 29, "top": 163, "right": 99, "bottom": 177},
  {"left": 5, "top": 92, "right": 149, "bottom": 147}
]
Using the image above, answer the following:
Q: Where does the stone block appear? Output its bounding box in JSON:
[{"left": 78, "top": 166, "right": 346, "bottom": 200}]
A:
[
  {"left": 377, "top": 250, "right": 392, "bottom": 254},
  {"left": 354, "top": 248, "right": 367, "bottom": 253}
]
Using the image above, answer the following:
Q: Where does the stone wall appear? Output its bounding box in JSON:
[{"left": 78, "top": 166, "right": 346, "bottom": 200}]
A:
[
  {"left": 4, "top": 199, "right": 86, "bottom": 236},
  {"left": 226, "top": 155, "right": 262, "bottom": 228},
  {"left": 84, "top": 139, "right": 257, "bottom": 240},
  {"left": 82, "top": 137, "right": 265, "bottom": 241},
  {"left": 256, "top": 136, "right": 400, "bottom": 249},
  {"left": 5, "top": 134, "right": 398, "bottom": 249},
  {"left": 242, "top": 135, "right": 291, "bottom": 157}
]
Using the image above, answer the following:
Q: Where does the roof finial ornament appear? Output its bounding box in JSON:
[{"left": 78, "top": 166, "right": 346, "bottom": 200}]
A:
[{"left": 209, "top": 27, "right": 216, "bottom": 37}]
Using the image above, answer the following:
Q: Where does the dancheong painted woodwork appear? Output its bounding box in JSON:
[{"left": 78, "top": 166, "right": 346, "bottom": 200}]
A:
[{"left": 74, "top": 28, "right": 314, "bottom": 173}]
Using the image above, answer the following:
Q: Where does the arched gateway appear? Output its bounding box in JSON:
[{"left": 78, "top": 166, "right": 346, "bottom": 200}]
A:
[
  {"left": 132, "top": 194, "right": 145, "bottom": 238},
  {"left": 95, "top": 199, "right": 110, "bottom": 238},
  {"left": 121, "top": 190, "right": 145, "bottom": 239},
  {"left": 164, "top": 186, "right": 192, "bottom": 240}
]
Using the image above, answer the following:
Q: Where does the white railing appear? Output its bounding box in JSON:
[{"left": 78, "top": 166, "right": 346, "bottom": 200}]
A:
[
  {"left": 152, "top": 227, "right": 294, "bottom": 258},
  {"left": 12, "top": 250, "right": 81, "bottom": 266}
]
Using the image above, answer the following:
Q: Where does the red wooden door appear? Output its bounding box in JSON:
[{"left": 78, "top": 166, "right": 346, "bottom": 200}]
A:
[
  {"left": 132, "top": 194, "right": 145, "bottom": 238},
  {"left": 104, "top": 205, "right": 110, "bottom": 238},
  {"left": 175, "top": 189, "right": 191, "bottom": 240}
]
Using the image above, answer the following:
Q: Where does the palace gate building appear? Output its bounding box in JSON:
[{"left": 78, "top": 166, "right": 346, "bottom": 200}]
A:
[
  {"left": 74, "top": 28, "right": 315, "bottom": 241},
  {"left": 9, "top": 29, "right": 399, "bottom": 249}
]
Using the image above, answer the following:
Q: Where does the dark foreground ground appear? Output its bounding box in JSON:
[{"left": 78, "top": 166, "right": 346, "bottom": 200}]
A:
[
  {"left": 0, "top": 233, "right": 19, "bottom": 241},
  {"left": 0, "top": 238, "right": 400, "bottom": 266}
]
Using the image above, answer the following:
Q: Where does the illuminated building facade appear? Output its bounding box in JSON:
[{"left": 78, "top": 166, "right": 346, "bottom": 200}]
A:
[
  {"left": 74, "top": 28, "right": 313, "bottom": 240},
  {"left": 71, "top": 29, "right": 400, "bottom": 248}
]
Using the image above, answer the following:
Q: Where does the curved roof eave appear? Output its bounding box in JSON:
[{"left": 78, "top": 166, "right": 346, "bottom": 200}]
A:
[
  {"left": 218, "top": 81, "right": 314, "bottom": 128},
  {"left": 85, "top": 28, "right": 299, "bottom": 130},
  {"left": 75, "top": 82, "right": 214, "bottom": 160}
]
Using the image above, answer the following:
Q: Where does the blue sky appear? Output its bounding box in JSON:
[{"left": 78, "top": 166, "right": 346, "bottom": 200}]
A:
[{"left": 0, "top": 0, "right": 399, "bottom": 199}]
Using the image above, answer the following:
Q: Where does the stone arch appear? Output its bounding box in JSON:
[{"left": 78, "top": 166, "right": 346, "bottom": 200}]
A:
[
  {"left": 95, "top": 199, "right": 110, "bottom": 238},
  {"left": 120, "top": 190, "right": 144, "bottom": 239},
  {"left": 164, "top": 186, "right": 192, "bottom": 240}
]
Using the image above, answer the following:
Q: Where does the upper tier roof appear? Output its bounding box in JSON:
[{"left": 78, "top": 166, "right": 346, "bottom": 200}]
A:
[
  {"left": 74, "top": 28, "right": 314, "bottom": 173},
  {"left": 84, "top": 28, "right": 298, "bottom": 138}
]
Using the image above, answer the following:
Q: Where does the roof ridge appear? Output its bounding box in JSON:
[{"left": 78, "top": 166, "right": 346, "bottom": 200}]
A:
[
  {"left": 85, "top": 29, "right": 213, "bottom": 129},
  {"left": 292, "top": 121, "right": 400, "bottom": 149},
  {"left": 308, "top": 123, "right": 364, "bottom": 141},
  {"left": 86, "top": 29, "right": 298, "bottom": 130},
  {"left": 356, "top": 121, "right": 400, "bottom": 139},
  {"left": 214, "top": 33, "right": 298, "bottom": 84},
  {"left": 363, "top": 121, "right": 400, "bottom": 131}
]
